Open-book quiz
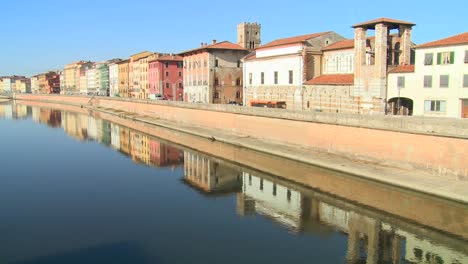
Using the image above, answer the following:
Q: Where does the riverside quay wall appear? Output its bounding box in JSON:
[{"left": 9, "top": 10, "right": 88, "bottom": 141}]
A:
[{"left": 15, "top": 94, "right": 468, "bottom": 179}]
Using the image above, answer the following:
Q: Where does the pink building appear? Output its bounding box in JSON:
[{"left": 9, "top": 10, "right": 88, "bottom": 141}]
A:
[{"left": 148, "top": 55, "right": 184, "bottom": 101}]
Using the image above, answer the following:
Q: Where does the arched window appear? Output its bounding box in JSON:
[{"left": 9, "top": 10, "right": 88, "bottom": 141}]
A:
[
  {"left": 214, "top": 91, "right": 219, "bottom": 99},
  {"left": 236, "top": 91, "right": 241, "bottom": 99},
  {"left": 236, "top": 78, "right": 241, "bottom": 86},
  {"left": 214, "top": 78, "right": 219, "bottom": 86}
]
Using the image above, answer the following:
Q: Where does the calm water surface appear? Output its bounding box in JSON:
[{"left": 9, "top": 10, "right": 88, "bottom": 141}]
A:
[{"left": 0, "top": 102, "right": 466, "bottom": 264}]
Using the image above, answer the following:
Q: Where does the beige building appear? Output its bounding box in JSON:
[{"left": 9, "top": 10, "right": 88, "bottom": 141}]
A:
[
  {"left": 62, "top": 61, "right": 94, "bottom": 95},
  {"left": 387, "top": 32, "right": 468, "bottom": 118},
  {"left": 30, "top": 75, "right": 38, "bottom": 94}
]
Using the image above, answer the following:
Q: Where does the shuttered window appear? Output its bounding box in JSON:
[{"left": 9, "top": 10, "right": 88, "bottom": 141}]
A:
[{"left": 437, "top": 51, "right": 454, "bottom": 65}]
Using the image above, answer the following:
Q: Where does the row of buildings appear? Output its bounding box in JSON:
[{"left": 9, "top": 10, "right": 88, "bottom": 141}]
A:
[
  {"left": 2, "top": 17, "right": 467, "bottom": 118},
  {"left": 59, "top": 53, "right": 185, "bottom": 100}
]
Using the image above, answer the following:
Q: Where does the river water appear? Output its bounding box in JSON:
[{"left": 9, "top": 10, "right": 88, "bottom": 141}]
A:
[{"left": 0, "top": 101, "right": 467, "bottom": 264}]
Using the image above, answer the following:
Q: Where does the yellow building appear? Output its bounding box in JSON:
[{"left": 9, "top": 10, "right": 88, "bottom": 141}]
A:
[
  {"left": 128, "top": 51, "right": 153, "bottom": 99},
  {"left": 15, "top": 78, "right": 31, "bottom": 93},
  {"left": 130, "top": 131, "right": 150, "bottom": 165},
  {"left": 117, "top": 60, "right": 130, "bottom": 98}
]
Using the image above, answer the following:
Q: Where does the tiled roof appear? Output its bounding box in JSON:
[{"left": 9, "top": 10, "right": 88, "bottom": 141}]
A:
[
  {"left": 242, "top": 52, "right": 257, "bottom": 61},
  {"left": 258, "top": 32, "right": 331, "bottom": 49},
  {"left": 322, "top": 39, "right": 354, "bottom": 51},
  {"left": 304, "top": 74, "right": 354, "bottom": 85},
  {"left": 157, "top": 55, "right": 183, "bottom": 61},
  {"left": 116, "top": 59, "right": 130, "bottom": 64},
  {"left": 388, "top": 65, "right": 415, "bottom": 73},
  {"left": 179, "top": 41, "right": 248, "bottom": 55},
  {"left": 352, "top": 17, "right": 415, "bottom": 29},
  {"left": 130, "top": 51, "right": 154, "bottom": 61},
  {"left": 417, "top": 32, "right": 468, "bottom": 48}
]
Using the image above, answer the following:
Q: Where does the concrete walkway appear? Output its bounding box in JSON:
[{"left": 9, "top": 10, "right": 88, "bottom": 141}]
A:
[{"left": 95, "top": 106, "right": 468, "bottom": 204}]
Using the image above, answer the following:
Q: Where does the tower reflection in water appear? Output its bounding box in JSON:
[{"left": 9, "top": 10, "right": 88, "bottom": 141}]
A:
[
  {"left": 182, "top": 150, "right": 467, "bottom": 264},
  {"left": 1, "top": 102, "right": 467, "bottom": 264}
]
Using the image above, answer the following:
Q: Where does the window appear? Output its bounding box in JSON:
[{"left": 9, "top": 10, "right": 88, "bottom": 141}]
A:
[
  {"left": 177, "top": 62, "right": 183, "bottom": 68},
  {"left": 237, "top": 60, "right": 241, "bottom": 68},
  {"left": 440, "top": 75, "right": 449, "bottom": 88},
  {"left": 179, "top": 82, "right": 183, "bottom": 88},
  {"left": 236, "top": 78, "right": 241, "bottom": 86},
  {"left": 165, "top": 71, "right": 169, "bottom": 77},
  {"left": 424, "top": 100, "right": 446, "bottom": 112},
  {"left": 165, "top": 62, "right": 169, "bottom": 68},
  {"left": 215, "top": 59, "right": 218, "bottom": 67},
  {"left": 437, "top": 51, "right": 454, "bottom": 65},
  {"left": 424, "top": 53, "right": 433, "bottom": 65},
  {"left": 260, "top": 72, "right": 264, "bottom": 84},
  {"left": 236, "top": 91, "right": 240, "bottom": 99},
  {"left": 397, "top": 76, "right": 405, "bottom": 88},
  {"left": 289, "top": 70, "right": 293, "bottom": 84},
  {"left": 272, "top": 183, "right": 277, "bottom": 196},
  {"left": 178, "top": 71, "right": 182, "bottom": 77},
  {"left": 465, "top": 50, "right": 468, "bottom": 63},
  {"left": 214, "top": 78, "right": 219, "bottom": 86},
  {"left": 423, "top": 75, "right": 432, "bottom": 88},
  {"left": 249, "top": 73, "right": 252, "bottom": 85},
  {"left": 464, "top": 74, "right": 468, "bottom": 87},
  {"left": 274, "top": 71, "right": 278, "bottom": 84},
  {"left": 166, "top": 83, "right": 169, "bottom": 89}
]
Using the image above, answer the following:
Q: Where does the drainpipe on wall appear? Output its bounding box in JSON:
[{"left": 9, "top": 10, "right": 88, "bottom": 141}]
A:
[{"left": 242, "top": 58, "right": 246, "bottom": 106}]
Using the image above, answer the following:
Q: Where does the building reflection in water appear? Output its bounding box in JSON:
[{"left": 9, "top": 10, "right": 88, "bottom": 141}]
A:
[
  {"left": 182, "top": 151, "right": 467, "bottom": 264},
  {"left": 1, "top": 103, "right": 466, "bottom": 264},
  {"left": 183, "top": 151, "right": 242, "bottom": 194},
  {"left": 0, "top": 104, "right": 184, "bottom": 169}
]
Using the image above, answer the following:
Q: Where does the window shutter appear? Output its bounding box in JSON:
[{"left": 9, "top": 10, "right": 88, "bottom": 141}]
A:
[
  {"left": 450, "top": 51, "right": 455, "bottom": 64},
  {"left": 437, "top": 53, "right": 441, "bottom": 65}
]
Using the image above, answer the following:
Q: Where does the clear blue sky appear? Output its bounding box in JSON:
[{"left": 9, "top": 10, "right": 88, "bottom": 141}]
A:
[{"left": 1, "top": 0, "right": 466, "bottom": 77}]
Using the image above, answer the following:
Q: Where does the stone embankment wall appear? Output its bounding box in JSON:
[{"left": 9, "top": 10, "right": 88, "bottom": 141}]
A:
[{"left": 15, "top": 94, "right": 468, "bottom": 178}]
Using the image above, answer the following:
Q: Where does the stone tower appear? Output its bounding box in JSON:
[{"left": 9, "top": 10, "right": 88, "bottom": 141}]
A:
[
  {"left": 237, "top": 22, "right": 261, "bottom": 50},
  {"left": 352, "top": 18, "right": 415, "bottom": 114}
]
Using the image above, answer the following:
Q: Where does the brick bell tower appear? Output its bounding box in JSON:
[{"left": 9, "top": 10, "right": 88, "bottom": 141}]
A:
[
  {"left": 237, "top": 22, "right": 261, "bottom": 50},
  {"left": 351, "top": 18, "right": 415, "bottom": 114}
]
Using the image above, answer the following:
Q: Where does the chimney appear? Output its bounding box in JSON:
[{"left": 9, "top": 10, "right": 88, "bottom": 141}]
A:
[{"left": 212, "top": 39, "right": 217, "bottom": 44}]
